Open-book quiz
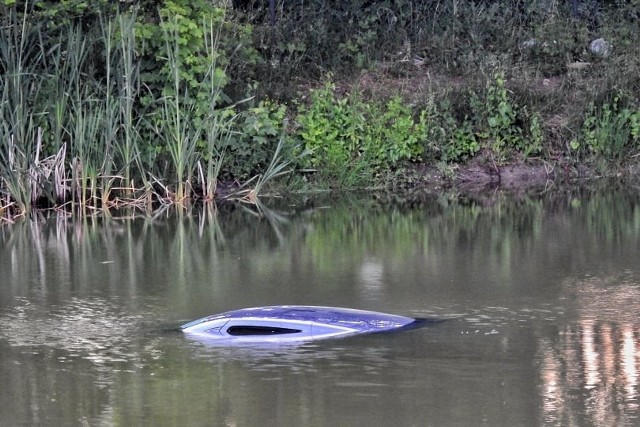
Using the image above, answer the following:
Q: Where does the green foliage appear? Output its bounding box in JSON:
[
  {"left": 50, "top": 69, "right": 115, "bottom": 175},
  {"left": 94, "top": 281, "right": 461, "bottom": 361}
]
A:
[
  {"left": 251, "top": 0, "right": 573, "bottom": 87},
  {"left": 365, "top": 97, "right": 426, "bottom": 167},
  {"left": 0, "top": 2, "right": 279, "bottom": 213},
  {"left": 296, "top": 80, "right": 425, "bottom": 186},
  {"left": 522, "top": 14, "right": 591, "bottom": 76},
  {"left": 422, "top": 98, "right": 479, "bottom": 163},
  {"left": 296, "top": 81, "right": 364, "bottom": 176},
  {"left": 0, "top": 6, "right": 52, "bottom": 213},
  {"left": 473, "top": 71, "right": 543, "bottom": 159},
  {"left": 337, "top": 13, "right": 380, "bottom": 70},
  {"left": 421, "top": 76, "right": 545, "bottom": 165},
  {"left": 223, "top": 100, "right": 287, "bottom": 180},
  {"left": 4, "top": 0, "right": 640, "bottom": 218},
  {"left": 134, "top": 0, "right": 262, "bottom": 189},
  {"left": 575, "top": 94, "right": 640, "bottom": 160},
  {"left": 136, "top": 0, "right": 230, "bottom": 107},
  {"left": 2, "top": 0, "right": 119, "bottom": 24}
]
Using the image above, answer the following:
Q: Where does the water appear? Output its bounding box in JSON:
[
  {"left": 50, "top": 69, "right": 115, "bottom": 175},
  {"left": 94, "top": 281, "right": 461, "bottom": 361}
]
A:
[{"left": 1, "top": 185, "right": 639, "bottom": 426}]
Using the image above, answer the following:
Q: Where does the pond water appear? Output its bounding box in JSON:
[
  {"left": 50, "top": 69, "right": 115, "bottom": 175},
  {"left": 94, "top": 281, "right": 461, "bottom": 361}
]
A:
[{"left": 1, "top": 184, "right": 639, "bottom": 426}]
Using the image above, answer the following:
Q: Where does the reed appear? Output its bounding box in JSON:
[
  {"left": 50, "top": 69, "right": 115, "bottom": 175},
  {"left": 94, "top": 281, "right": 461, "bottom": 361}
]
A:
[
  {"left": 157, "top": 88, "right": 202, "bottom": 203},
  {"left": 0, "top": 136, "right": 31, "bottom": 217},
  {"left": 152, "top": 14, "right": 240, "bottom": 203},
  {"left": 44, "top": 24, "right": 115, "bottom": 214},
  {"left": 39, "top": 28, "right": 89, "bottom": 209},
  {"left": 115, "top": 12, "right": 141, "bottom": 194},
  {"left": 152, "top": 14, "right": 200, "bottom": 202},
  {"left": 199, "top": 18, "right": 236, "bottom": 201},
  {"left": 228, "top": 135, "right": 295, "bottom": 203},
  {"left": 98, "top": 15, "right": 119, "bottom": 208},
  {"left": 69, "top": 97, "right": 106, "bottom": 213},
  {"left": 0, "top": 6, "right": 45, "bottom": 214},
  {"left": 84, "top": 12, "right": 143, "bottom": 209},
  {"left": 0, "top": 4, "right": 344, "bottom": 221}
]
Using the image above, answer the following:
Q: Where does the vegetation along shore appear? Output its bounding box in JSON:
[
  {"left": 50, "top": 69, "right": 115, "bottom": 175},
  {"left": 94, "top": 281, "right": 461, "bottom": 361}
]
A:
[{"left": 1, "top": 0, "right": 639, "bottom": 223}]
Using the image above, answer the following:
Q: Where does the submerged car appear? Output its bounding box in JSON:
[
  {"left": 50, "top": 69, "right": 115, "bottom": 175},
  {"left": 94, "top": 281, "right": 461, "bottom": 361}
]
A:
[{"left": 180, "top": 305, "right": 420, "bottom": 344}]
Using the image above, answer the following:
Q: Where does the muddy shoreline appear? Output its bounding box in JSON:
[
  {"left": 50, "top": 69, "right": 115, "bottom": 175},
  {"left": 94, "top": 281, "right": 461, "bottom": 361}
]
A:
[{"left": 409, "top": 159, "right": 640, "bottom": 190}]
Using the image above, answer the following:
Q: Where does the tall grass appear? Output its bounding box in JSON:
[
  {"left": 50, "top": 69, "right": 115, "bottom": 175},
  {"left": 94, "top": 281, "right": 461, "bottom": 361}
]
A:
[
  {"left": 116, "top": 13, "right": 141, "bottom": 194},
  {"left": 0, "top": 6, "right": 45, "bottom": 215},
  {"left": 0, "top": 9, "right": 121, "bottom": 216},
  {"left": 152, "top": 14, "right": 239, "bottom": 203},
  {"left": 227, "top": 135, "right": 298, "bottom": 203},
  {"left": 199, "top": 18, "right": 235, "bottom": 202},
  {"left": 156, "top": 51, "right": 202, "bottom": 203},
  {"left": 1, "top": 7, "right": 280, "bottom": 220},
  {"left": 70, "top": 97, "right": 106, "bottom": 212}
]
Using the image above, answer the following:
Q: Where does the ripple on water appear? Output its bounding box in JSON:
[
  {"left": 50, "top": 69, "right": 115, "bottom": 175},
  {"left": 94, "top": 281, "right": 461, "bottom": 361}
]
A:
[
  {"left": 0, "top": 297, "right": 151, "bottom": 367},
  {"left": 412, "top": 303, "right": 571, "bottom": 334}
]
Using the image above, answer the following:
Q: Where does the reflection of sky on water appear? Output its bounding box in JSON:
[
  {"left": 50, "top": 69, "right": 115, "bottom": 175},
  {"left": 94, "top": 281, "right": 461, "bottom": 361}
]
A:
[
  {"left": 538, "top": 274, "right": 640, "bottom": 426},
  {"left": 358, "top": 257, "right": 385, "bottom": 303},
  {"left": 0, "top": 297, "right": 150, "bottom": 369}
]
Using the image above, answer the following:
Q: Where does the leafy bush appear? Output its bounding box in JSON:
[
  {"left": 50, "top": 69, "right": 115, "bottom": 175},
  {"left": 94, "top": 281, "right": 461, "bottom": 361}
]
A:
[
  {"left": 136, "top": 1, "right": 232, "bottom": 110},
  {"left": 222, "top": 100, "right": 287, "bottom": 180},
  {"left": 2, "top": 0, "right": 120, "bottom": 25},
  {"left": 296, "top": 81, "right": 356, "bottom": 174},
  {"left": 422, "top": 98, "right": 479, "bottom": 163},
  {"left": 295, "top": 80, "right": 425, "bottom": 185},
  {"left": 472, "top": 71, "right": 543, "bottom": 159},
  {"left": 365, "top": 97, "right": 426, "bottom": 167},
  {"left": 420, "top": 73, "right": 543, "bottom": 164},
  {"left": 574, "top": 94, "right": 640, "bottom": 160}
]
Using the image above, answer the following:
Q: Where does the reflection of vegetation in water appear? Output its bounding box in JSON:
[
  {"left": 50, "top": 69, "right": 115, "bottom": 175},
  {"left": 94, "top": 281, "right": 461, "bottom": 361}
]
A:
[
  {"left": 1, "top": 186, "right": 639, "bottom": 303},
  {"left": 298, "top": 186, "right": 639, "bottom": 288},
  {"left": 300, "top": 193, "right": 545, "bottom": 282},
  {"left": 106, "top": 346, "right": 227, "bottom": 426},
  {"left": 582, "top": 187, "right": 640, "bottom": 243},
  {"left": 303, "top": 202, "right": 430, "bottom": 273}
]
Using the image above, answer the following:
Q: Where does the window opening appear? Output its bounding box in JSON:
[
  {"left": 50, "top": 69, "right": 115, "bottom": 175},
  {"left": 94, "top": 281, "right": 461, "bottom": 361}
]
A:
[{"left": 226, "top": 325, "right": 302, "bottom": 336}]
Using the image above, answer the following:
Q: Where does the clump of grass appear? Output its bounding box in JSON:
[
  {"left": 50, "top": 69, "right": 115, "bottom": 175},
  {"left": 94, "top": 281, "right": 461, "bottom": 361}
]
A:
[
  {"left": 149, "top": 14, "right": 235, "bottom": 203},
  {"left": 0, "top": 6, "right": 45, "bottom": 215},
  {"left": 228, "top": 135, "right": 296, "bottom": 203},
  {"left": 114, "top": 12, "right": 141, "bottom": 197},
  {"left": 571, "top": 93, "right": 640, "bottom": 162}
]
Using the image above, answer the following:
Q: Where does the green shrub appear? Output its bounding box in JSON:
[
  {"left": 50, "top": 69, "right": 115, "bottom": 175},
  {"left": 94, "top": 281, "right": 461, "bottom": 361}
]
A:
[
  {"left": 295, "top": 80, "right": 425, "bottom": 185},
  {"left": 222, "top": 100, "right": 288, "bottom": 180},
  {"left": 365, "top": 97, "right": 426, "bottom": 167},
  {"left": 2, "top": 0, "right": 120, "bottom": 25},
  {"left": 575, "top": 94, "right": 640, "bottom": 160},
  {"left": 134, "top": 0, "right": 259, "bottom": 192},
  {"left": 473, "top": 71, "right": 543, "bottom": 160},
  {"left": 296, "top": 81, "right": 362, "bottom": 175},
  {"left": 421, "top": 74, "right": 543, "bottom": 164},
  {"left": 136, "top": 1, "right": 231, "bottom": 109},
  {"left": 422, "top": 98, "right": 479, "bottom": 163}
]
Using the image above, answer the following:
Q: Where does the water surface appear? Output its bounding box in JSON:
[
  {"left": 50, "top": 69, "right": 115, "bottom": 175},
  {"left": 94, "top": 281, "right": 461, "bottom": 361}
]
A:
[{"left": 1, "top": 185, "right": 639, "bottom": 426}]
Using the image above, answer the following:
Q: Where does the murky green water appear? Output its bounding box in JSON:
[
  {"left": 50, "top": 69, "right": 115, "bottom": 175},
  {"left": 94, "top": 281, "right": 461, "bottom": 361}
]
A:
[{"left": 1, "top": 185, "right": 639, "bottom": 426}]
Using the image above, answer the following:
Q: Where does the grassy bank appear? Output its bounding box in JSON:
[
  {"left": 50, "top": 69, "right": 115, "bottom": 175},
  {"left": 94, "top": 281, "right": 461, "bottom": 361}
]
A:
[{"left": 1, "top": 1, "right": 640, "bottom": 222}]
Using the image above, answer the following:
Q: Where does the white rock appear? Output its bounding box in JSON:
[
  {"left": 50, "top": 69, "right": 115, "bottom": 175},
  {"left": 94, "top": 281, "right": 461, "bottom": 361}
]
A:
[{"left": 589, "top": 38, "right": 613, "bottom": 58}]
